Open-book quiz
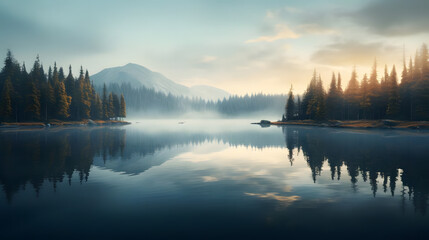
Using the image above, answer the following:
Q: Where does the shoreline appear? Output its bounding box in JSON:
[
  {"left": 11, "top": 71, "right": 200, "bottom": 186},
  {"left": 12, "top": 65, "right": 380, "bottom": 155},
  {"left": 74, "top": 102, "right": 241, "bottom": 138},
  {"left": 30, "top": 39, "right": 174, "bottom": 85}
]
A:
[
  {"left": 0, "top": 119, "right": 131, "bottom": 129},
  {"left": 253, "top": 119, "right": 429, "bottom": 130}
]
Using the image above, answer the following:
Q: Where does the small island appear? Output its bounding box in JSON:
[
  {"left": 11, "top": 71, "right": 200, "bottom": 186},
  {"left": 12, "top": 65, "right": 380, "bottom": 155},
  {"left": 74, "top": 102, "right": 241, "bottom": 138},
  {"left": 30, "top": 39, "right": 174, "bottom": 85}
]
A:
[{"left": 254, "top": 119, "right": 429, "bottom": 130}]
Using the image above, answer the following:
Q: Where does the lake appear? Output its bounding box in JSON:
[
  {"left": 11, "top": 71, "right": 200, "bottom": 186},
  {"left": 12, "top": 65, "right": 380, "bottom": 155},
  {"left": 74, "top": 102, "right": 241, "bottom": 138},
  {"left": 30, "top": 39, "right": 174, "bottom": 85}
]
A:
[{"left": 1, "top": 119, "right": 429, "bottom": 239}]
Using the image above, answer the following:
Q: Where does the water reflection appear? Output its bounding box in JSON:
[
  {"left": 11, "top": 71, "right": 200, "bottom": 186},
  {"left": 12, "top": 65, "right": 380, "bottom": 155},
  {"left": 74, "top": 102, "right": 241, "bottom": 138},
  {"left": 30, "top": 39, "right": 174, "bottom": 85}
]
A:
[
  {"left": 282, "top": 127, "right": 429, "bottom": 214},
  {"left": 0, "top": 128, "right": 126, "bottom": 202},
  {"left": 0, "top": 124, "right": 429, "bottom": 216}
]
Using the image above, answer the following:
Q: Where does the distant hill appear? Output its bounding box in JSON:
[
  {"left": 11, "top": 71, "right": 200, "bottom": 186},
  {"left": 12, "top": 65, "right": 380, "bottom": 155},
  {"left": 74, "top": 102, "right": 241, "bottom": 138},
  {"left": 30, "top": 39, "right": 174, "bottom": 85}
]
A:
[{"left": 90, "top": 63, "right": 229, "bottom": 100}]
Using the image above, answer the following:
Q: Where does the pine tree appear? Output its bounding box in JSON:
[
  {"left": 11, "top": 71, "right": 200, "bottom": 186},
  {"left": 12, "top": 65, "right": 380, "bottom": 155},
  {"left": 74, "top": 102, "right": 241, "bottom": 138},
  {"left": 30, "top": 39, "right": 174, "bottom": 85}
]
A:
[
  {"left": 337, "top": 73, "right": 344, "bottom": 120},
  {"left": 401, "top": 56, "right": 408, "bottom": 84},
  {"left": 73, "top": 67, "right": 83, "bottom": 119},
  {"left": 65, "top": 65, "right": 78, "bottom": 119},
  {"left": 302, "top": 70, "right": 318, "bottom": 119},
  {"left": 326, "top": 73, "right": 337, "bottom": 119},
  {"left": 56, "top": 81, "right": 71, "bottom": 119},
  {"left": 414, "top": 49, "right": 421, "bottom": 74},
  {"left": 108, "top": 92, "right": 114, "bottom": 119},
  {"left": 407, "top": 57, "right": 415, "bottom": 120},
  {"left": 102, "top": 83, "right": 109, "bottom": 119},
  {"left": 315, "top": 75, "right": 326, "bottom": 120},
  {"left": 387, "top": 65, "right": 399, "bottom": 117},
  {"left": 47, "top": 81, "right": 55, "bottom": 118},
  {"left": 285, "top": 85, "right": 295, "bottom": 120},
  {"left": 0, "top": 78, "right": 13, "bottom": 121},
  {"left": 112, "top": 93, "right": 120, "bottom": 119},
  {"left": 0, "top": 50, "right": 13, "bottom": 89},
  {"left": 90, "top": 88, "right": 98, "bottom": 119},
  {"left": 345, "top": 67, "right": 360, "bottom": 119},
  {"left": 48, "top": 66, "right": 53, "bottom": 85},
  {"left": 120, "top": 94, "right": 126, "bottom": 119},
  {"left": 0, "top": 50, "right": 21, "bottom": 89},
  {"left": 368, "top": 60, "right": 380, "bottom": 119},
  {"left": 414, "top": 44, "right": 429, "bottom": 119},
  {"left": 27, "top": 56, "right": 46, "bottom": 121},
  {"left": 58, "top": 67, "right": 65, "bottom": 82},
  {"left": 379, "top": 65, "right": 390, "bottom": 118},
  {"left": 296, "top": 95, "right": 301, "bottom": 120},
  {"left": 399, "top": 55, "right": 413, "bottom": 120},
  {"left": 16, "top": 63, "right": 28, "bottom": 122},
  {"left": 360, "top": 74, "right": 370, "bottom": 119},
  {"left": 30, "top": 55, "right": 45, "bottom": 86},
  {"left": 65, "top": 66, "right": 74, "bottom": 96},
  {"left": 76, "top": 68, "right": 91, "bottom": 119},
  {"left": 0, "top": 50, "right": 22, "bottom": 121},
  {"left": 26, "top": 81, "right": 41, "bottom": 120},
  {"left": 420, "top": 44, "right": 429, "bottom": 75},
  {"left": 337, "top": 73, "right": 343, "bottom": 94},
  {"left": 92, "top": 93, "right": 103, "bottom": 120}
]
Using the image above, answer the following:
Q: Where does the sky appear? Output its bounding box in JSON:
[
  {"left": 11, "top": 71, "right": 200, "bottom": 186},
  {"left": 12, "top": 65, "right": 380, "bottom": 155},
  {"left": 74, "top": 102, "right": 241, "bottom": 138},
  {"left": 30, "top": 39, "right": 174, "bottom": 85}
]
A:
[{"left": 1, "top": 0, "right": 429, "bottom": 95}]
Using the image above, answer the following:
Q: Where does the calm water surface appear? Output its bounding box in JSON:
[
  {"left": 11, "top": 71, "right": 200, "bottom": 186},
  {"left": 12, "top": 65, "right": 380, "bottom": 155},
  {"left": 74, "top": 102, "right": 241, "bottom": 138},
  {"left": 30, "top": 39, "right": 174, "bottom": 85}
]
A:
[{"left": 1, "top": 119, "right": 429, "bottom": 239}]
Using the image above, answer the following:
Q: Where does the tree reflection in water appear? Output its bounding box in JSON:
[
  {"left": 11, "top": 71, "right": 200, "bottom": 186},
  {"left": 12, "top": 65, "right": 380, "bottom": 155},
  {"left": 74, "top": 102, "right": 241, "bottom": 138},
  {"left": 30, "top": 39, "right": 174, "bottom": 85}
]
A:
[
  {"left": 0, "top": 128, "right": 126, "bottom": 202},
  {"left": 0, "top": 126, "right": 428, "bottom": 214},
  {"left": 282, "top": 126, "right": 429, "bottom": 214}
]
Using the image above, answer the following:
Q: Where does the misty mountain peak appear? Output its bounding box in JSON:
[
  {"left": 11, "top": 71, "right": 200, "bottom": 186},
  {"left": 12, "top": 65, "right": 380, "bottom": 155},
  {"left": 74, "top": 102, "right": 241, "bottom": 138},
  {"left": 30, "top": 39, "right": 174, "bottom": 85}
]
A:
[{"left": 91, "top": 63, "right": 229, "bottom": 100}]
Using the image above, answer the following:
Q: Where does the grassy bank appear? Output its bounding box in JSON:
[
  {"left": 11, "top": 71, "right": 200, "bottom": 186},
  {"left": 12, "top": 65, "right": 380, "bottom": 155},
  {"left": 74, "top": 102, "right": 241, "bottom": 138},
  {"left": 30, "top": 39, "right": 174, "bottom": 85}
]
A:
[{"left": 255, "top": 119, "right": 429, "bottom": 130}]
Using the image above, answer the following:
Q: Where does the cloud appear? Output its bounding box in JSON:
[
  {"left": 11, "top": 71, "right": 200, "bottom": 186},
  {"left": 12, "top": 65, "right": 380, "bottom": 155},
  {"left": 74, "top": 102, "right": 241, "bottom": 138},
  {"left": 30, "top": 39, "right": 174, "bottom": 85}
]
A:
[
  {"left": 283, "top": 185, "right": 293, "bottom": 192},
  {"left": 201, "top": 55, "right": 217, "bottom": 63},
  {"left": 254, "top": 169, "right": 269, "bottom": 176},
  {"left": 267, "top": 1, "right": 429, "bottom": 37},
  {"left": 311, "top": 40, "right": 399, "bottom": 66},
  {"left": 245, "top": 192, "right": 300, "bottom": 206},
  {"left": 202, "top": 176, "right": 218, "bottom": 182},
  {"left": 297, "top": 24, "right": 337, "bottom": 35},
  {"left": 351, "top": 0, "right": 429, "bottom": 36},
  {"left": 0, "top": 6, "right": 106, "bottom": 57},
  {"left": 246, "top": 24, "right": 299, "bottom": 43},
  {"left": 265, "top": 6, "right": 301, "bottom": 20},
  {"left": 284, "top": 7, "right": 301, "bottom": 14},
  {"left": 265, "top": 10, "right": 276, "bottom": 19}
]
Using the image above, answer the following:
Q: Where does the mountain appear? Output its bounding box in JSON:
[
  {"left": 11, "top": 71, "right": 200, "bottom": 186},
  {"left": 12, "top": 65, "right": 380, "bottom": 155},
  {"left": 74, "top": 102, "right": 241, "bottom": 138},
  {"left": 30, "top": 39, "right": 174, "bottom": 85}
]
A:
[{"left": 90, "top": 63, "right": 229, "bottom": 100}]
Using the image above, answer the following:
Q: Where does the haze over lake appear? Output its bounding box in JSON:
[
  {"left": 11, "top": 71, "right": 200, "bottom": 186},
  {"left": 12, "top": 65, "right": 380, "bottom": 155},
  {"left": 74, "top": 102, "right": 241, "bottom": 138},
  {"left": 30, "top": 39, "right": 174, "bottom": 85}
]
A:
[{"left": 1, "top": 120, "right": 429, "bottom": 239}]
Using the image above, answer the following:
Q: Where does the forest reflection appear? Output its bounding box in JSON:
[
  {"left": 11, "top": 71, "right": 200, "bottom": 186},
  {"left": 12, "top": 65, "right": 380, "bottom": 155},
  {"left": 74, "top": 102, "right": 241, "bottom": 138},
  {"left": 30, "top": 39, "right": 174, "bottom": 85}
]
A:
[
  {"left": 1, "top": 126, "right": 428, "bottom": 214},
  {"left": 283, "top": 127, "right": 429, "bottom": 214},
  {"left": 0, "top": 128, "right": 126, "bottom": 202}
]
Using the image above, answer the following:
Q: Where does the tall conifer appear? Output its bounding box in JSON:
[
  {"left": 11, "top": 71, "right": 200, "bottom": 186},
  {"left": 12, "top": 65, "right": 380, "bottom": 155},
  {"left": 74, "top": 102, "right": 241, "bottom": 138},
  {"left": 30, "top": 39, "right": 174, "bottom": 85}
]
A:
[
  {"left": 387, "top": 65, "right": 399, "bottom": 117},
  {"left": 0, "top": 78, "right": 13, "bottom": 121},
  {"left": 285, "top": 85, "right": 295, "bottom": 120},
  {"left": 345, "top": 67, "right": 360, "bottom": 119},
  {"left": 326, "top": 73, "right": 337, "bottom": 119},
  {"left": 119, "top": 94, "right": 126, "bottom": 119},
  {"left": 102, "top": 83, "right": 108, "bottom": 119},
  {"left": 56, "top": 81, "right": 71, "bottom": 119}
]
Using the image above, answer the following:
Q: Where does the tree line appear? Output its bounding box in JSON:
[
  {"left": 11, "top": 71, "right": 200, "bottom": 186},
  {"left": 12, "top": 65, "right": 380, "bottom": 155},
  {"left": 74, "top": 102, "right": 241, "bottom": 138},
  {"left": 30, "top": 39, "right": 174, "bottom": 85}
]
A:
[
  {"left": 285, "top": 43, "right": 429, "bottom": 121},
  {"left": 104, "top": 82, "right": 286, "bottom": 116},
  {"left": 0, "top": 50, "right": 126, "bottom": 122}
]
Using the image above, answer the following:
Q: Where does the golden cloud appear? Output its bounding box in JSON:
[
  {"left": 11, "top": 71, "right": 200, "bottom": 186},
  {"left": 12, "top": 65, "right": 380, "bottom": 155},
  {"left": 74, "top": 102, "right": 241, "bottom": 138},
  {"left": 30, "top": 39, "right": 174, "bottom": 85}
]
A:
[
  {"left": 245, "top": 192, "right": 300, "bottom": 206},
  {"left": 246, "top": 24, "right": 300, "bottom": 43}
]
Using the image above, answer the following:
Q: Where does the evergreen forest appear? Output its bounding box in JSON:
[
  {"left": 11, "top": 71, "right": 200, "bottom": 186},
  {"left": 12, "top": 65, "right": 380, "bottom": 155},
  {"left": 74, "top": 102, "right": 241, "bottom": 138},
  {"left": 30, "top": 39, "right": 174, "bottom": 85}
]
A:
[
  {"left": 285, "top": 44, "right": 429, "bottom": 121},
  {"left": 102, "top": 82, "right": 286, "bottom": 116},
  {"left": 0, "top": 51, "right": 126, "bottom": 122}
]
